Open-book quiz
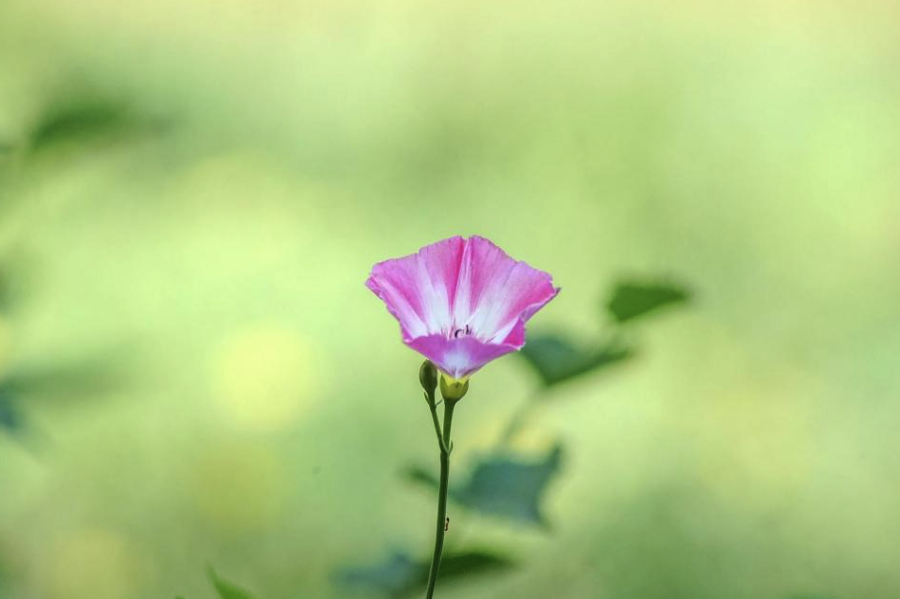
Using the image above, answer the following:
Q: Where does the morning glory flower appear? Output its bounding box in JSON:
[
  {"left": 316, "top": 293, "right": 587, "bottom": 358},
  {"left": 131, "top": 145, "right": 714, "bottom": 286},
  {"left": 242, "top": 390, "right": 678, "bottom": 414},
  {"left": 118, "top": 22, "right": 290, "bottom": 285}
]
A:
[{"left": 366, "top": 235, "right": 559, "bottom": 380}]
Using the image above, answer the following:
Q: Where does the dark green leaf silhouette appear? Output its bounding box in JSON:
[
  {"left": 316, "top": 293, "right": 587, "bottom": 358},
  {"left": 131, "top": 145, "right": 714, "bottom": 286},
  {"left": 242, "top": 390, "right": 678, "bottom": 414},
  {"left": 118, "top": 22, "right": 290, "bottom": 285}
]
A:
[
  {"left": 407, "top": 444, "right": 564, "bottom": 527},
  {"left": 28, "top": 97, "right": 166, "bottom": 151},
  {"left": 0, "top": 392, "right": 21, "bottom": 433},
  {"left": 607, "top": 280, "right": 690, "bottom": 323},
  {"left": 30, "top": 100, "right": 131, "bottom": 149},
  {"left": 0, "top": 355, "right": 125, "bottom": 399},
  {"left": 208, "top": 568, "right": 258, "bottom": 599},
  {"left": 338, "top": 552, "right": 419, "bottom": 596},
  {"left": 0, "top": 352, "right": 128, "bottom": 439},
  {"left": 519, "top": 334, "right": 631, "bottom": 387},
  {"left": 452, "top": 444, "right": 563, "bottom": 526},
  {"left": 338, "top": 550, "right": 515, "bottom": 597},
  {"left": 404, "top": 464, "right": 439, "bottom": 489}
]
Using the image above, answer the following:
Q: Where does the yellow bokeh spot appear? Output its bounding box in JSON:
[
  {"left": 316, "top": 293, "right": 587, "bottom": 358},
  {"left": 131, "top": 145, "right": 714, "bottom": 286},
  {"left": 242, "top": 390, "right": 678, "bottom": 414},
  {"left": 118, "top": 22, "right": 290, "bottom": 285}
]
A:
[
  {"left": 190, "top": 442, "right": 288, "bottom": 532},
  {"left": 680, "top": 372, "right": 818, "bottom": 509},
  {"left": 210, "top": 326, "right": 328, "bottom": 432},
  {"left": 44, "top": 528, "right": 150, "bottom": 599}
]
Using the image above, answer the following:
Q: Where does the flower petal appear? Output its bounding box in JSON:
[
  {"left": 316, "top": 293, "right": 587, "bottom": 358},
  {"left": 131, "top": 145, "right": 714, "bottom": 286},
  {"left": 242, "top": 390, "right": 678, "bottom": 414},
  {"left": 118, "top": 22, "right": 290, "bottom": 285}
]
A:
[
  {"left": 453, "top": 236, "right": 559, "bottom": 343},
  {"left": 365, "top": 236, "right": 465, "bottom": 339},
  {"left": 407, "top": 334, "right": 521, "bottom": 380}
]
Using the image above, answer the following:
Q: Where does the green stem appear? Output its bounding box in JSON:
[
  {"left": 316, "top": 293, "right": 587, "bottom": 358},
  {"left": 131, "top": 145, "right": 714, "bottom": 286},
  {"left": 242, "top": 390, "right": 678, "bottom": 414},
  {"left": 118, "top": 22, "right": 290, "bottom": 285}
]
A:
[
  {"left": 428, "top": 399, "right": 451, "bottom": 455},
  {"left": 425, "top": 399, "right": 455, "bottom": 599}
]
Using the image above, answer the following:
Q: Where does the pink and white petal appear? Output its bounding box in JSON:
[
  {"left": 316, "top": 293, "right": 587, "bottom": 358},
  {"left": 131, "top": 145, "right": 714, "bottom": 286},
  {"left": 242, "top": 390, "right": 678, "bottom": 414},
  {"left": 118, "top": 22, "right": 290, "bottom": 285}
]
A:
[
  {"left": 407, "top": 334, "right": 519, "bottom": 380},
  {"left": 451, "top": 236, "right": 512, "bottom": 326},
  {"left": 499, "top": 318, "right": 527, "bottom": 348},
  {"left": 485, "top": 275, "right": 560, "bottom": 344},
  {"left": 365, "top": 275, "right": 427, "bottom": 339},
  {"left": 452, "top": 236, "right": 559, "bottom": 342},
  {"left": 366, "top": 237, "right": 465, "bottom": 339}
]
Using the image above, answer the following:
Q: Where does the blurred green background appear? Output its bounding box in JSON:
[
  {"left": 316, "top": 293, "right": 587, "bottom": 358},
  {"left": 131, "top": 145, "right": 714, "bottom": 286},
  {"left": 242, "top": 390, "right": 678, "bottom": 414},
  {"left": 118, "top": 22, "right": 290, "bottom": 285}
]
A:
[{"left": 0, "top": 0, "right": 898, "bottom": 598}]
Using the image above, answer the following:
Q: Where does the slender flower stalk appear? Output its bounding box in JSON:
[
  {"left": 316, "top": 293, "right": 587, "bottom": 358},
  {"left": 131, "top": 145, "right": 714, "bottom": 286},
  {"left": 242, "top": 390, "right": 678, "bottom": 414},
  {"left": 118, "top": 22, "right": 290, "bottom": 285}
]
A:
[
  {"left": 425, "top": 388, "right": 455, "bottom": 598},
  {"left": 420, "top": 363, "right": 470, "bottom": 599}
]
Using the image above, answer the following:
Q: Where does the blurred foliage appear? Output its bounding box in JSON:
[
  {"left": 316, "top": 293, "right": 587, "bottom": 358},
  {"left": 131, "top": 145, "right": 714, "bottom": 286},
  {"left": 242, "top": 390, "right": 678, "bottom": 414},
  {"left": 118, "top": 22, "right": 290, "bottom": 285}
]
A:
[
  {"left": 520, "top": 278, "right": 690, "bottom": 387},
  {"left": 0, "top": 355, "right": 126, "bottom": 399},
  {"left": 0, "top": 278, "right": 11, "bottom": 313},
  {"left": 520, "top": 335, "right": 632, "bottom": 387},
  {"left": 0, "top": 91, "right": 154, "bottom": 439},
  {"left": 339, "top": 550, "right": 515, "bottom": 598},
  {"left": 177, "top": 569, "right": 263, "bottom": 599},
  {"left": 607, "top": 281, "right": 691, "bottom": 324},
  {"left": 0, "top": 288, "right": 127, "bottom": 438},
  {"left": 26, "top": 96, "right": 166, "bottom": 153},
  {"left": 0, "top": 354, "right": 129, "bottom": 436},
  {"left": 0, "top": 391, "right": 21, "bottom": 434},
  {"left": 0, "top": 260, "right": 23, "bottom": 313},
  {"left": 206, "top": 568, "right": 260, "bottom": 599},
  {"left": 407, "top": 444, "right": 563, "bottom": 527},
  {"left": 30, "top": 99, "right": 132, "bottom": 149}
]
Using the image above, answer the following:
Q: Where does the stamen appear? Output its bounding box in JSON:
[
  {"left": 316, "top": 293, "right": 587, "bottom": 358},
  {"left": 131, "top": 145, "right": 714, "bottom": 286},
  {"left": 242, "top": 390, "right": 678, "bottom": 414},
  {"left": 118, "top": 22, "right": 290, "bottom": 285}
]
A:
[{"left": 451, "top": 324, "right": 473, "bottom": 339}]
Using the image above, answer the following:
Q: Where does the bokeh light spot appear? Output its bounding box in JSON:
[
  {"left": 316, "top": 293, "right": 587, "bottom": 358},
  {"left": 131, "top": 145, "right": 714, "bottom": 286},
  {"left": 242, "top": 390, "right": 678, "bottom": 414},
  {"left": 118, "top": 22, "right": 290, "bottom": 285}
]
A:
[
  {"left": 210, "top": 326, "right": 328, "bottom": 432},
  {"left": 190, "top": 441, "right": 289, "bottom": 532},
  {"left": 44, "top": 528, "right": 150, "bottom": 599}
]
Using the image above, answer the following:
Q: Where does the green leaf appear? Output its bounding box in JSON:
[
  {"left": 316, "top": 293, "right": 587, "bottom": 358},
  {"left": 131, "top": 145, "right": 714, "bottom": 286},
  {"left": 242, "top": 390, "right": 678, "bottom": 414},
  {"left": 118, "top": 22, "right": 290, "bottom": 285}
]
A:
[
  {"left": 27, "top": 97, "right": 167, "bottom": 152},
  {"left": 337, "top": 549, "right": 515, "bottom": 597},
  {"left": 452, "top": 444, "right": 563, "bottom": 526},
  {"left": 519, "top": 334, "right": 632, "bottom": 387},
  {"left": 403, "top": 465, "right": 439, "bottom": 489},
  {"left": 0, "top": 352, "right": 128, "bottom": 440},
  {"left": 606, "top": 280, "right": 690, "bottom": 323},
  {"left": 30, "top": 99, "right": 132, "bottom": 149},
  {"left": 338, "top": 552, "right": 419, "bottom": 596},
  {"left": 0, "top": 392, "right": 22, "bottom": 433},
  {"left": 0, "top": 353, "right": 126, "bottom": 399},
  {"left": 407, "top": 445, "right": 564, "bottom": 527},
  {"left": 208, "top": 568, "right": 258, "bottom": 599}
]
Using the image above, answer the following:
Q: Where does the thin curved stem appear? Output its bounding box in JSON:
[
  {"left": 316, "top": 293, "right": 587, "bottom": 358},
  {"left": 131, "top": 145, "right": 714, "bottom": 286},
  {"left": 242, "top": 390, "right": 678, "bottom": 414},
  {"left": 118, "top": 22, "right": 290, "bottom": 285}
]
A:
[
  {"left": 425, "top": 399, "right": 455, "bottom": 599},
  {"left": 428, "top": 399, "right": 451, "bottom": 455}
]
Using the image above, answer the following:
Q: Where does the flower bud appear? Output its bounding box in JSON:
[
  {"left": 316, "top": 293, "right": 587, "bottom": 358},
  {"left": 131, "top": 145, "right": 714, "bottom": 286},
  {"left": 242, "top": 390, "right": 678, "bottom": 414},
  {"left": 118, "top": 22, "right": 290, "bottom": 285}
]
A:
[
  {"left": 419, "top": 360, "right": 438, "bottom": 395},
  {"left": 439, "top": 374, "right": 469, "bottom": 402}
]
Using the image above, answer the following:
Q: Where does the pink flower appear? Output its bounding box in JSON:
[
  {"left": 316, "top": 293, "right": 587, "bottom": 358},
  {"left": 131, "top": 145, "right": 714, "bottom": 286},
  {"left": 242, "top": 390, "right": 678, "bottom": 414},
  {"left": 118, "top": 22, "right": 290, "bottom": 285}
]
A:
[{"left": 366, "top": 236, "right": 560, "bottom": 380}]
